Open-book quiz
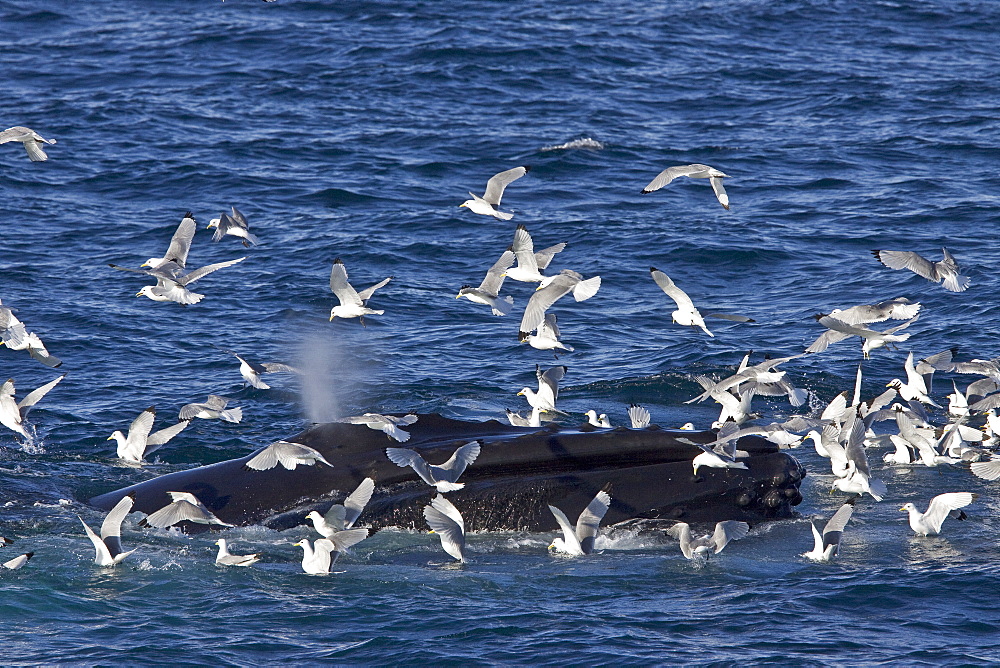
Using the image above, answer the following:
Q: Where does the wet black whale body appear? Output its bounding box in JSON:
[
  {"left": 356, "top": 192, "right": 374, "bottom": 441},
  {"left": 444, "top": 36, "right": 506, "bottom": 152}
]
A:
[{"left": 90, "top": 414, "right": 806, "bottom": 533}]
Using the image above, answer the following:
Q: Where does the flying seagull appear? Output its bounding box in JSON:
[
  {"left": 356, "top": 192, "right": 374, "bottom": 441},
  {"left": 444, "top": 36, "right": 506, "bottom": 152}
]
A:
[
  {"left": 215, "top": 348, "right": 301, "bottom": 390},
  {"left": 386, "top": 440, "right": 481, "bottom": 493},
  {"left": 141, "top": 491, "right": 233, "bottom": 529},
  {"left": 245, "top": 440, "right": 333, "bottom": 471},
  {"left": 641, "top": 163, "right": 730, "bottom": 209},
  {"left": 0, "top": 375, "right": 65, "bottom": 440},
  {"left": 0, "top": 126, "right": 56, "bottom": 162},
  {"left": 518, "top": 269, "right": 601, "bottom": 337},
  {"left": 179, "top": 395, "right": 242, "bottom": 423},
  {"left": 339, "top": 413, "right": 417, "bottom": 442},
  {"left": 207, "top": 206, "right": 259, "bottom": 247},
  {"left": 459, "top": 166, "right": 530, "bottom": 220},
  {"left": 872, "top": 248, "right": 970, "bottom": 292},
  {"left": 328, "top": 258, "right": 392, "bottom": 326},
  {"left": 518, "top": 365, "right": 568, "bottom": 414},
  {"left": 456, "top": 250, "right": 516, "bottom": 316},
  {"left": 0, "top": 298, "right": 62, "bottom": 368},
  {"left": 108, "top": 406, "right": 189, "bottom": 463},
  {"left": 505, "top": 225, "right": 566, "bottom": 283},
  {"left": 519, "top": 312, "right": 574, "bottom": 357}
]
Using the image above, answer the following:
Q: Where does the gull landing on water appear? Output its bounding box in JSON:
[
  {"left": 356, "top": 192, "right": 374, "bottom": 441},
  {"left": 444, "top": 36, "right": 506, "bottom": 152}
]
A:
[
  {"left": 641, "top": 163, "right": 730, "bottom": 209},
  {"left": 80, "top": 495, "right": 136, "bottom": 567},
  {"left": 108, "top": 406, "right": 189, "bottom": 463},
  {"left": 900, "top": 493, "right": 977, "bottom": 536},
  {"left": 668, "top": 521, "right": 749, "bottom": 560},
  {"left": 548, "top": 490, "right": 611, "bottom": 556},
  {"left": 802, "top": 497, "right": 856, "bottom": 562},
  {"left": 0, "top": 126, "right": 56, "bottom": 162},
  {"left": 328, "top": 258, "right": 392, "bottom": 326},
  {"left": 459, "top": 166, "right": 530, "bottom": 220}
]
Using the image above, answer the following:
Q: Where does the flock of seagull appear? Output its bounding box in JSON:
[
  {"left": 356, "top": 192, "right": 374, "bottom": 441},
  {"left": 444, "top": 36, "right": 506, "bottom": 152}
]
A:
[{"left": 2, "top": 125, "right": 997, "bottom": 574}]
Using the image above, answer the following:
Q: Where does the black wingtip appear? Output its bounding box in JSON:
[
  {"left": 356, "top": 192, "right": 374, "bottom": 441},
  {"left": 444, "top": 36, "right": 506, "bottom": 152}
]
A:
[
  {"left": 649, "top": 266, "right": 658, "bottom": 273},
  {"left": 522, "top": 165, "right": 532, "bottom": 172},
  {"left": 640, "top": 189, "right": 650, "bottom": 194},
  {"left": 333, "top": 257, "right": 343, "bottom": 265},
  {"left": 23, "top": 552, "right": 34, "bottom": 560},
  {"left": 183, "top": 211, "right": 194, "bottom": 219}
]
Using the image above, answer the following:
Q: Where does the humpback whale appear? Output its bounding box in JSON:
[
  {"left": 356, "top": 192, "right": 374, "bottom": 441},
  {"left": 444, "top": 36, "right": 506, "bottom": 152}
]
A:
[{"left": 90, "top": 414, "right": 805, "bottom": 534}]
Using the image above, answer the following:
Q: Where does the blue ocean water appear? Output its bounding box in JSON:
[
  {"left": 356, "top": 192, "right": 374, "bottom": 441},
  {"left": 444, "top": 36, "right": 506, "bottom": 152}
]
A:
[{"left": 2, "top": 0, "right": 1000, "bottom": 663}]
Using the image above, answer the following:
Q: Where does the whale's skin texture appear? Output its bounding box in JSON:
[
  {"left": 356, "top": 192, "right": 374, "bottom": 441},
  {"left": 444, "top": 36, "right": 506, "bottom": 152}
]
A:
[{"left": 90, "top": 414, "right": 805, "bottom": 533}]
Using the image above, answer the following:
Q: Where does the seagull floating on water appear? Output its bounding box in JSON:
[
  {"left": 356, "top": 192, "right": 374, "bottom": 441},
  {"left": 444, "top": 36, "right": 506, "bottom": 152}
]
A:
[
  {"left": 459, "top": 166, "right": 530, "bottom": 220},
  {"left": 872, "top": 248, "right": 970, "bottom": 292},
  {"left": 215, "top": 539, "right": 260, "bottom": 567},
  {"left": 548, "top": 490, "right": 611, "bottom": 556},
  {"left": 0, "top": 126, "right": 56, "bottom": 162},
  {"left": 641, "top": 163, "right": 730, "bottom": 209}
]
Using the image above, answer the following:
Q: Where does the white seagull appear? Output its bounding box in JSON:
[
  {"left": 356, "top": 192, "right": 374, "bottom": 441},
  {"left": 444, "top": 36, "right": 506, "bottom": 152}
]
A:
[
  {"left": 179, "top": 395, "right": 242, "bottom": 423},
  {"left": 456, "top": 250, "right": 516, "bottom": 316},
  {"left": 872, "top": 248, "right": 970, "bottom": 292},
  {"left": 328, "top": 258, "right": 392, "bottom": 325},
  {"left": 520, "top": 312, "right": 574, "bottom": 357},
  {"left": 628, "top": 404, "right": 651, "bottom": 428},
  {"left": 650, "top": 268, "right": 713, "bottom": 337},
  {"left": 518, "top": 365, "right": 568, "bottom": 414},
  {"left": 217, "top": 348, "right": 301, "bottom": 390},
  {"left": 142, "top": 491, "right": 233, "bottom": 529},
  {"left": 518, "top": 270, "right": 601, "bottom": 337},
  {"left": 306, "top": 478, "right": 376, "bottom": 536},
  {"left": 245, "top": 440, "right": 332, "bottom": 471},
  {"left": 584, "top": 410, "right": 611, "bottom": 428},
  {"left": 668, "top": 521, "right": 749, "bottom": 560},
  {"left": 424, "top": 494, "right": 466, "bottom": 562},
  {"left": 505, "top": 225, "right": 566, "bottom": 283},
  {"left": 215, "top": 539, "right": 260, "bottom": 567},
  {"left": 547, "top": 490, "right": 611, "bottom": 556},
  {"left": 108, "top": 406, "right": 189, "bottom": 463},
  {"left": 80, "top": 495, "right": 136, "bottom": 567},
  {"left": 0, "top": 298, "right": 62, "bottom": 368},
  {"left": 802, "top": 497, "right": 856, "bottom": 562},
  {"left": 0, "top": 375, "right": 65, "bottom": 440},
  {"left": 459, "top": 166, "right": 530, "bottom": 220},
  {"left": 207, "top": 206, "right": 260, "bottom": 247},
  {"left": 900, "top": 493, "right": 977, "bottom": 536},
  {"left": 641, "top": 163, "right": 730, "bottom": 209},
  {"left": 386, "top": 440, "right": 481, "bottom": 493},
  {"left": 340, "top": 413, "right": 418, "bottom": 442},
  {"left": 1, "top": 552, "right": 33, "bottom": 570},
  {"left": 0, "top": 126, "right": 56, "bottom": 162}
]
